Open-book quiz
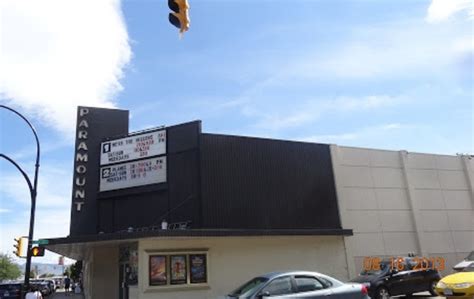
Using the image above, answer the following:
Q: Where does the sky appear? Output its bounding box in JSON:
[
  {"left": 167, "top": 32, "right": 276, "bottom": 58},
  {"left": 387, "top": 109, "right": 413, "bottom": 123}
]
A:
[{"left": 0, "top": 0, "right": 472, "bottom": 264}]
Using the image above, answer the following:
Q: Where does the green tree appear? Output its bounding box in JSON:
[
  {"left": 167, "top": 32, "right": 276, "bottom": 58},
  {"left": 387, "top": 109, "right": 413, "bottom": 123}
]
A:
[
  {"left": 0, "top": 253, "right": 21, "bottom": 280},
  {"left": 63, "top": 267, "right": 71, "bottom": 277},
  {"left": 69, "top": 261, "right": 82, "bottom": 281},
  {"left": 29, "top": 269, "right": 37, "bottom": 279}
]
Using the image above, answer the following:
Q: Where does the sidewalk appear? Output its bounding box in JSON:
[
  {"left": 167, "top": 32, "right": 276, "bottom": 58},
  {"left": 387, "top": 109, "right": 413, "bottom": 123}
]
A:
[{"left": 50, "top": 289, "right": 84, "bottom": 299}]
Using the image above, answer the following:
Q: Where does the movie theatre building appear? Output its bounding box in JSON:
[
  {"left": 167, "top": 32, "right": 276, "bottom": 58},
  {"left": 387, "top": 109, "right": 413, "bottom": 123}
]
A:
[{"left": 45, "top": 107, "right": 474, "bottom": 299}]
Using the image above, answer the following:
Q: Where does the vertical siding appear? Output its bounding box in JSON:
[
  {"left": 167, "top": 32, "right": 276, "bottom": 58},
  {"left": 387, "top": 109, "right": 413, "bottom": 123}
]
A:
[{"left": 200, "top": 134, "right": 342, "bottom": 229}]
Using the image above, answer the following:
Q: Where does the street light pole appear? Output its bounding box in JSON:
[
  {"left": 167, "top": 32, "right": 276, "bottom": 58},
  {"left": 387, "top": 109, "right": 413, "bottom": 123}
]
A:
[{"left": 0, "top": 105, "right": 40, "bottom": 290}]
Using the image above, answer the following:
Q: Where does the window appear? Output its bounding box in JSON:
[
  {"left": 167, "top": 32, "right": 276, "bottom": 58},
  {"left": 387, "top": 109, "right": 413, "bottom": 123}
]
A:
[
  {"left": 148, "top": 251, "right": 208, "bottom": 287},
  {"left": 317, "top": 276, "right": 333, "bottom": 288},
  {"left": 294, "top": 276, "right": 325, "bottom": 293},
  {"left": 262, "top": 276, "right": 293, "bottom": 296},
  {"left": 229, "top": 277, "right": 269, "bottom": 297}
]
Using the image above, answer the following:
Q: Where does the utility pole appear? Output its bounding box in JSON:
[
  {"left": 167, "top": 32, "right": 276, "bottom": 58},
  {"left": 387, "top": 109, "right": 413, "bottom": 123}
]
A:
[{"left": 0, "top": 105, "right": 40, "bottom": 291}]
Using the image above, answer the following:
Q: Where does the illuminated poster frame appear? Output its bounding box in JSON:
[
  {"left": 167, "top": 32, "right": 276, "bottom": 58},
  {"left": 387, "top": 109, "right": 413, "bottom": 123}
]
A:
[
  {"left": 100, "top": 130, "right": 166, "bottom": 165},
  {"left": 99, "top": 156, "right": 166, "bottom": 192}
]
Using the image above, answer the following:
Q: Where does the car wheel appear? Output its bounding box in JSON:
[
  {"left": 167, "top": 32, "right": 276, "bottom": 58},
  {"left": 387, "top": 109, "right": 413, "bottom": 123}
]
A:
[
  {"left": 429, "top": 280, "right": 439, "bottom": 296},
  {"left": 375, "top": 286, "right": 390, "bottom": 299}
]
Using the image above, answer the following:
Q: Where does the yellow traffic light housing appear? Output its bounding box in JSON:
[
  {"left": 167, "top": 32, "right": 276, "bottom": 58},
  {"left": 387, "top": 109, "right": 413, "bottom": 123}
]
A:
[
  {"left": 31, "top": 246, "right": 45, "bottom": 257},
  {"left": 168, "top": 0, "right": 190, "bottom": 35},
  {"left": 13, "top": 237, "right": 26, "bottom": 257}
]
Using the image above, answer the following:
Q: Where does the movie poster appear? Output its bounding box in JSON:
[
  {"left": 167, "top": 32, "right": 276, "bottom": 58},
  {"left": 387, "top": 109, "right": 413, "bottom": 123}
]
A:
[
  {"left": 170, "top": 255, "right": 187, "bottom": 285},
  {"left": 149, "top": 255, "right": 167, "bottom": 286},
  {"left": 190, "top": 254, "right": 207, "bottom": 284}
]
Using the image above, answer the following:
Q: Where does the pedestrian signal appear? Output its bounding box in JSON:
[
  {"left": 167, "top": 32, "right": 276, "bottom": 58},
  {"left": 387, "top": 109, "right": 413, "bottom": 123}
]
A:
[{"left": 31, "top": 246, "right": 45, "bottom": 257}]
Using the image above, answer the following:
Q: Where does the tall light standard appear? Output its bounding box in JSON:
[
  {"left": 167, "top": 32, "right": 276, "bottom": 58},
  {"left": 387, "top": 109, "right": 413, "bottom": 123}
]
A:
[{"left": 0, "top": 105, "right": 40, "bottom": 290}]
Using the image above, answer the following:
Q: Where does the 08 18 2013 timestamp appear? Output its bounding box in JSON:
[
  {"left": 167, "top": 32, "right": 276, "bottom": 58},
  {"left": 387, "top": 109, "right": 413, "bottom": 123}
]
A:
[{"left": 363, "top": 256, "right": 445, "bottom": 272}]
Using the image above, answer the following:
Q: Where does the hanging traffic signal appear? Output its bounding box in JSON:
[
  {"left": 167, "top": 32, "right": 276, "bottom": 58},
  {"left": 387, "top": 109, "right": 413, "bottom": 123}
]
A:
[
  {"left": 168, "top": 0, "right": 190, "bottom": 34},
  {"left": 13, "top": 237, "right": 26, "bottom": 257},
  {"left": 31, "top": 246, "right": 45, "bottom": 257}
]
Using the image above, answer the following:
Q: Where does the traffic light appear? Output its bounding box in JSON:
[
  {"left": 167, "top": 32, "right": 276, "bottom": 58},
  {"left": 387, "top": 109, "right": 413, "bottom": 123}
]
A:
[
  {"left": 13, "top": 237, "right": 26, "bottom": 257},
  {"left": 31, "top": 246, "right": 45, "bottom": 257},
  {"left": 168, "top": 0, "right": 190, "bottom": 34}
]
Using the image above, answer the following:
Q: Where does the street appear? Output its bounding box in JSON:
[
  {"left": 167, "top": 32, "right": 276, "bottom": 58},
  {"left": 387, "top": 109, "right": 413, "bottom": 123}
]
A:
[
  {"left": 394, "top": 292, "right": 444, "bottom": 298},
  {"left": 49, "top": 289, "right": 83, "bottom": 299}
]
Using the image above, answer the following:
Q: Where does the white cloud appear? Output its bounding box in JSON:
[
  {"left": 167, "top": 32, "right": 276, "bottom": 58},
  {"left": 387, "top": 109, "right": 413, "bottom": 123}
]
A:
[
  {"left": 300, "top": 123, "right": 412, "bottom": 145},
  {"left": 288, "top": 23, "right": 469, "bottom": 81},
  {"left": 0, "top": 209, "right": 75, "bottom": 264},
  {"left": 0, "top": 163, "right": 72, "bottom": 208},
  {"left": 426, "top": 0, "right": 473, "bottom": 23},
  {"left": 246, "top": 94, "right": 398, "bottom": 131},
  {"left": 0, "top": 163, "right": 73, "bottom": 263},
  {"left": 0, "top": 0, "right": 131, "bottom": 137},
  {"left": 0, "top": 208, "right": 11, "bottom": 213}
]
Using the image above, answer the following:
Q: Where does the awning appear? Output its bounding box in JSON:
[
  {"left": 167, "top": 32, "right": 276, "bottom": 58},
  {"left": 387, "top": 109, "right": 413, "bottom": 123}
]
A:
[{"left": 45, "top": 228, "right": 353, "bottom": 259}]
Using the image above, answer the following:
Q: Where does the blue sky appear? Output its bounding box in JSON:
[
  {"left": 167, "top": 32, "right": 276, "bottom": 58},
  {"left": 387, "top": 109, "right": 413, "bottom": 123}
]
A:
[{"left": 0, "top": 0, "right": 472, "bottom": 263}]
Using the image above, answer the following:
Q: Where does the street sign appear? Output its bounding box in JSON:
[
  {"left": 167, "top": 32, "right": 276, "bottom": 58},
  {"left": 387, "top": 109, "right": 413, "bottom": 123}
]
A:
[{"left": 32, "top": 239, "right": 49, "bottom": 245}]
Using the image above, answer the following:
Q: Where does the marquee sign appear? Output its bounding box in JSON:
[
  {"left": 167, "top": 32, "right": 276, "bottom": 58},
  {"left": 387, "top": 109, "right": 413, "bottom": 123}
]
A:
[
  {"left": 100, "top": 157, "right": 167, "bottom": 192},
  {"left": 100, "top": 130, "right": 166, "bottom": 165}
]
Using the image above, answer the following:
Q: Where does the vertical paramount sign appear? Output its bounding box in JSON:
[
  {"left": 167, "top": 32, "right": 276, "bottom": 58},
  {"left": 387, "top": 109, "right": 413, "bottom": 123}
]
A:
[
  {"left": 70, "top": 107, "right": 129, "bottom": 235},
  {"left": 73, "top": 107, "right": 90, "bottom": 212}
]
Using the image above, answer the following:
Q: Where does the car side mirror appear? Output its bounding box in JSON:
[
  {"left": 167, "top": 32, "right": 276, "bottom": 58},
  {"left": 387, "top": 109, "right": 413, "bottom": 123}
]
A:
[{"left": 257, "top": 291, "right": 270, "bottom": 298}]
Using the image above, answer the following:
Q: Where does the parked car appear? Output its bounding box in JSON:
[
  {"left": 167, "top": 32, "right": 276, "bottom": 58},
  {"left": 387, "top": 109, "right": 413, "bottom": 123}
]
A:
[
  {"left": 453, "top": 251, "right": 474, "bottom": 271},
  {"left": 227, "top": 271, "right": 369, "bottom": 298},
  {"left": 30, "top": 281, "right": 51, "bottom": 297},
  {"left": 42, "top": 280, "right": 56, "bottom": 294},
  {"left": 436, "top": 262, "right": 474, "bottom": 298},
  {"left": 0, "top": 282, "right": 23, "bottom": 299},
  {"left": 350, "top": 257, "right": 441, "bottom": 299}
]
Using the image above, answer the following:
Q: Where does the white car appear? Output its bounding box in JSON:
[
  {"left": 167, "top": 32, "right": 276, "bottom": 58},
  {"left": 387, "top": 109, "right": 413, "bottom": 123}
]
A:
[{"left": 453, "top": 251, "right": 474, "bottom": 271}]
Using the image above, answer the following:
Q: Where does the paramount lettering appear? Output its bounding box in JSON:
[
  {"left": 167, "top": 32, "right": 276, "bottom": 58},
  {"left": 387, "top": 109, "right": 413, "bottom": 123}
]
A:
[
  {"left": 76, "top": 153, "right": 88, "bottom": 162},
  {"left": 75, "top": 189, "right": 85, "bottom": 199},
  {"left": 79, "top": 107, "right": 89, "bottom": 117},
  {"left": 75, "top": 177, "right": 86, "bottom": 186},
  {"left": 76, "top": 165, "right": 86, "bottom": 173},
  {"left": 77, "top": 142, "right": 88, "bottom": 151},
  {"left": 78, "top": 119, "right": 89, "bottom": 128},
  {"left": 73, "top": 107, "right": 90, "bottom": 212},
  {"left": 78, "top": 130, "right": 88, "bottom": 139},
  {"left": 75, "top": 202, "right": 84, "bottom": 211}
]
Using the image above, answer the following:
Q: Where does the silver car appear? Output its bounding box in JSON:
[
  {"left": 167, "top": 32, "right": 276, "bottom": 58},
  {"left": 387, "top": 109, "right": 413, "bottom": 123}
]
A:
[
  {"left": 227, "top": 271, "right": 370, "bottom": 299},
  {"left": 453, "top": 251, "right": 474, "bottom": 271}
]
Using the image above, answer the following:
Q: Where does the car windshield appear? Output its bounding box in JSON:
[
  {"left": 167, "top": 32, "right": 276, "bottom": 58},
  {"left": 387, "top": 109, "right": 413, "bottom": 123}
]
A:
[
  {"left": 228, "top": 277, "right": 269, "bottom": 297},
  {"left": 462, "top": 263, "right": 474, "bottom": 272},
  {"left": 466, "top": 251, "right": 474, "bottom": 261},
  {"left": 360, "top": 262, "right": 389, "bottom": 275}
]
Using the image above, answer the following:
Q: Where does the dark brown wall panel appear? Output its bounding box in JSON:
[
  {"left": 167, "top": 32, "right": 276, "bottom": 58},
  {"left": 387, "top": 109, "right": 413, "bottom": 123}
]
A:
[{"left": 200, "top": 134, "right": 341, "bottom": 230}]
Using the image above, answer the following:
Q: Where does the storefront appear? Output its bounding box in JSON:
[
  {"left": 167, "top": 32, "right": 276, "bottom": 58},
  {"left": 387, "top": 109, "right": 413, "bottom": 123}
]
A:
[
  {"left": 46, "top": 106, "right": 353, "bottom": 299},
  {"left": 45, "top": 106, "right": 473, "bottom": 299}
]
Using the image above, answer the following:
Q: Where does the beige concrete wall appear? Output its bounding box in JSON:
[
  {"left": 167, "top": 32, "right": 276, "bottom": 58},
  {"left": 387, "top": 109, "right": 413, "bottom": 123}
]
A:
[
  {"left": 82, "top": 250, "right": 93, "bottom": 299},
  {"left": 331, "top": 145, "right": 474, "bottom": 278},
  {"left": 88, "top": 246, "right": 119, "bottom": 299},
  {"left": 137, "top": 236, "right": 347, "bottom": 299}
]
